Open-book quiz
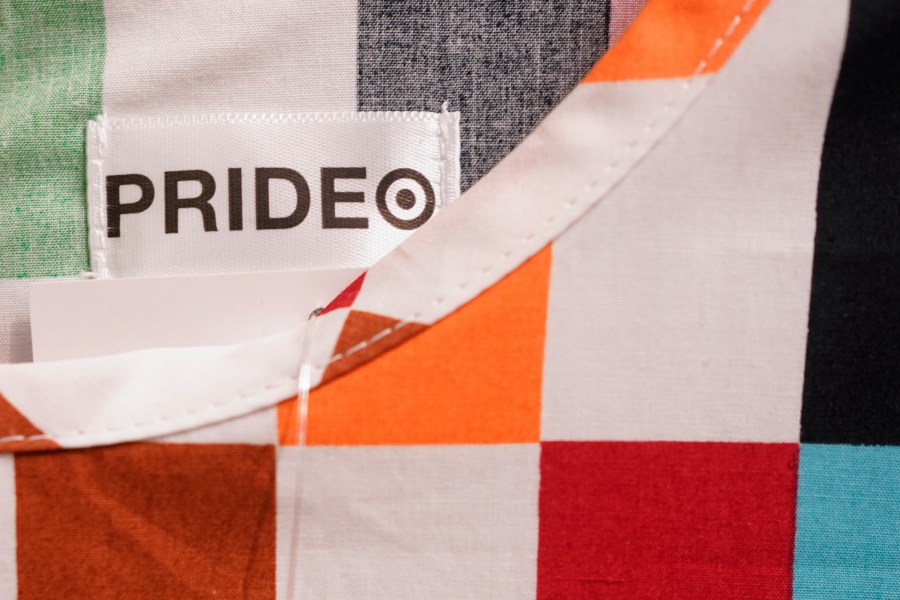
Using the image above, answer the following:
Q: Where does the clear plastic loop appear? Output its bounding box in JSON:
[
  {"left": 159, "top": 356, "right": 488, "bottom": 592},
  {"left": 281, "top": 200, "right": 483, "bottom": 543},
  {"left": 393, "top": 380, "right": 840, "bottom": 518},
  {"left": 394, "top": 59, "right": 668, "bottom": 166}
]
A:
[{"left": 285, "top": 307, "right": 321, "bottom": 600}]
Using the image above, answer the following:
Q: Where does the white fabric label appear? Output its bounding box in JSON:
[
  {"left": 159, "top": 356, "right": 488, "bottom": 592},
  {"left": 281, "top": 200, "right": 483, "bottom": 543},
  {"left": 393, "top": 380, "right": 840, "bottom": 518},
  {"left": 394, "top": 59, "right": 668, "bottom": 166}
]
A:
[{"left": 86, "top": 112, "right": 460, "bottom": 278}]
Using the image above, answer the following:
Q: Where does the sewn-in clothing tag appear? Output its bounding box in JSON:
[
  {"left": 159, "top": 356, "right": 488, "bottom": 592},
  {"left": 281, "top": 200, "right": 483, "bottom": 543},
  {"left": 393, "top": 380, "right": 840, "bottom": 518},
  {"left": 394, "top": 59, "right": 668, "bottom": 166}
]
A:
[{"left": 86, "top": 111, "right": 460, "bottom": 278}]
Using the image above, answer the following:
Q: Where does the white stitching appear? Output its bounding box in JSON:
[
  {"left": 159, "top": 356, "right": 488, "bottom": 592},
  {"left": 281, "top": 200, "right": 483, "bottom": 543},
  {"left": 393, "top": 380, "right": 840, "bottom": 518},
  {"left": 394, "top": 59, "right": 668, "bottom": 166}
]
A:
[
  {"left": 323, "top": 316, "right": 418, "bottom": 367},
  {"left": 86, "top": 118, "right": 110, "bottom": 278},
  {"left": 436, "top": 102, "right": 460, "bottom": 209},
  {"left": 99, "top": 111, "right": 449, "bottom": 130},
  {"left": 438, "top": 103, "right": 448, "bottom": 209},
  {"left": 1, "top": 0, "right": 757, "bottom": 447},
  {"left": 0, "top": 377, "right": 294, "bottom": 445},
  {"left": 311, "top": 0, "right": 758, "bottom": 373}
]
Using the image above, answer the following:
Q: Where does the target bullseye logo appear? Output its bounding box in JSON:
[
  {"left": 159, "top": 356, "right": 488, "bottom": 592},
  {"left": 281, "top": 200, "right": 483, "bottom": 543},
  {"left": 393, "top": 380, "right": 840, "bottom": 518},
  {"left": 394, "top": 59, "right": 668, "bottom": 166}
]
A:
[{"left": 105, "top": 167, "right": 437, "bottom": 238}]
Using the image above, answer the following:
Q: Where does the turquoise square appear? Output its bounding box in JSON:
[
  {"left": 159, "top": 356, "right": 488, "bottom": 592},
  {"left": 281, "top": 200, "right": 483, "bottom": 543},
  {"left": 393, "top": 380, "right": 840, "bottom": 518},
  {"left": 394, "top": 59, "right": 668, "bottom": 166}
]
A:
[{"left": 794, "top": 444, "right": 900, "bottom": 599}]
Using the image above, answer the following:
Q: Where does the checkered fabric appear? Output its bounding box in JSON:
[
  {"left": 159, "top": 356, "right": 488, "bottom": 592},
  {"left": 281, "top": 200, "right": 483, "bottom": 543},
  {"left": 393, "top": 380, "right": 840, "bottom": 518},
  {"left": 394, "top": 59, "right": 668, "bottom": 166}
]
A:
[{"left": 2, "top": 0, "right": 900, "bottom": 598}]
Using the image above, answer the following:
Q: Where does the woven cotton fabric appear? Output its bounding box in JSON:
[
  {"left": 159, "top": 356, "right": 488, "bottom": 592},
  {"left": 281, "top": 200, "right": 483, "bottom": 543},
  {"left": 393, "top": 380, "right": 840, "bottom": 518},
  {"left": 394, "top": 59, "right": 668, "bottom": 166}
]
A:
[
  {"left": 0, "top": 2, "right": 104, "bottom": 280},
  {"left": 357, "top": 0, "right": 610, "bottom": 190},
  {"left": 2, "top": 0, "right": 900, "bottom": 598}
]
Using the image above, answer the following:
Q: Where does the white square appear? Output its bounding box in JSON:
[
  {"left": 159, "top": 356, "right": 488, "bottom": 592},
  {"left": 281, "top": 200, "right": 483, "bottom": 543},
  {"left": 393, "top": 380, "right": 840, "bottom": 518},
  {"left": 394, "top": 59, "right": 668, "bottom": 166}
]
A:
[
  {"left": 277, "top": 444, "right": 539, "bottom": 600},
  {"left": 0, "top": 455, "right": 16, "bottom": 599},
  {"left": 541, "top": 0, "right": 846, "bottom": 443}
]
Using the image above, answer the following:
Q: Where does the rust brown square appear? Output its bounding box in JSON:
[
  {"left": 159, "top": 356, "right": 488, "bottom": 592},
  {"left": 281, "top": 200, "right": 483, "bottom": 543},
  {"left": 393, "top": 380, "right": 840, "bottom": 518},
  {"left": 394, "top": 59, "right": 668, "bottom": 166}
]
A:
[{"left": 15, "top": 443, "right": 275, "bottom": 599}]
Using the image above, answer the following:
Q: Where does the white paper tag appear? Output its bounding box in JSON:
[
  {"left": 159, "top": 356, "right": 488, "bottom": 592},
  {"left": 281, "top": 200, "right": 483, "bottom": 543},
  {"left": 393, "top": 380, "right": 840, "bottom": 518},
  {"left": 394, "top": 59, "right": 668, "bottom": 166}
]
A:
[
  {"left": 29, "top": 269, "right": 362, "bottom": 361},
  {"left": 86, "top": 111, "right": 460, "bottom": 278}
]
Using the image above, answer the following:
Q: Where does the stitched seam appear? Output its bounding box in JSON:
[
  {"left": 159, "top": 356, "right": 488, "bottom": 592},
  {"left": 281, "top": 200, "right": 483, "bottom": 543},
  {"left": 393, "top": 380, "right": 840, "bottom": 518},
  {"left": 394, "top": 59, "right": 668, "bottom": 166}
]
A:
[
  {"left": 436, "top": 106, "right": 459, "bottom": 209},
  {"left": 0, "top": 377, "right": 294, "bottom": 444},
  {"left": 313, "top": 0, "right": 757, "bottom": 373},
  {"left": 1, "top": 1, "right": 755, "bottom": 447},
  {"left": 438, "top": 109, "right": 447, "bottom": 209},
  {"left": 86, "top": 118, "right": 110, "bottom": 278},
  {"left": 100, "top": 111, "right": 449, "bottom": 130},
  {"left": 324, "top": 318, "right": 414, "bottom": 366}
]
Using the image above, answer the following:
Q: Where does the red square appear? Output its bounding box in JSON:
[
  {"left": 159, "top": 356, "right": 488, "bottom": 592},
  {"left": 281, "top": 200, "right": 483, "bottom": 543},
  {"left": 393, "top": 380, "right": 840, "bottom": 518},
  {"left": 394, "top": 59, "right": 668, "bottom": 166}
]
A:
[{"left": 537, "top": 442, "right": 798, "bottom": 599}]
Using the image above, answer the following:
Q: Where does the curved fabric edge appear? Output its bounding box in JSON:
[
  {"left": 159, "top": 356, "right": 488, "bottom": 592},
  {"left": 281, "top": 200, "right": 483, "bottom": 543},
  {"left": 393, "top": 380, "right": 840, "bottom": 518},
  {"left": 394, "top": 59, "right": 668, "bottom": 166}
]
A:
[
  {"left": 301, "top": 0, "right": 770, "bottom": 389},
  {"left": 0, "top": 327, "right": 304, "bottom": 452},
  {"left": 0, "top": 0, "right": 769, "bottom": 452}
]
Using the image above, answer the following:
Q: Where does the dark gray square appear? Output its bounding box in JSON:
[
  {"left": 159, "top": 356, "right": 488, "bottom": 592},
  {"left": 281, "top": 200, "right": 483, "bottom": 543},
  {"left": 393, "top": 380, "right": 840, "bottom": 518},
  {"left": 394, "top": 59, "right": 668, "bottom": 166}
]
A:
[{"left": 358, "top": 0, "right": 611, "bottom": 190}]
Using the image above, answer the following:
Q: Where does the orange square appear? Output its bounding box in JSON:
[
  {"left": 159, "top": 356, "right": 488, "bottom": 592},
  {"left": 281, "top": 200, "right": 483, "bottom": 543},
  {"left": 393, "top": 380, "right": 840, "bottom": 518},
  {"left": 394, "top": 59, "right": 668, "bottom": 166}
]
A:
[
  {"left": 307, "top": 246, "right": 552, "bottom": 445},
  {"left": 582, "top": 0, "right": 769, "bottom": 82}
]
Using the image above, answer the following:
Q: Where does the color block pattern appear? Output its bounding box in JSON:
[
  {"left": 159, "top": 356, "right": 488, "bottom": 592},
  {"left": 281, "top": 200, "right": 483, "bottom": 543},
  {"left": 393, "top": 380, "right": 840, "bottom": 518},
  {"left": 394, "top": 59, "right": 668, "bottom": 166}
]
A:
[
  {"left": 793, "top": 444, "right": 900, "bottom": 598},
  {"left": 0, "top": 393, "right": 57, "bottom": 452},
  {"left": 4, "top": 0, "right": 900, "bottom": 598},
  {"left": 358, "top": 0, "right": 610, "bottom": 190},
  {"left": 792, "top": 6, "right": 900, "bottom": 593},
  {"left": 14, "top": 443, "right": 276, "bottom": 599},
  {"left": 800, "top": 0, "right": 900, "bottom": 445},
  {"left": 306, "top": 247, "right": 551, "bottom": 446},
  {"left": 277, "top": 445, "right": 540, "bottom": 599},
  {"left": 538, "top": 442, "right": 798, "bottom": 599},
  {"left": 583, "top": 0, "right": 768, "bottom": 81},
  {"left": 541, "top": 0, "right": 844, "bottom": 443}
]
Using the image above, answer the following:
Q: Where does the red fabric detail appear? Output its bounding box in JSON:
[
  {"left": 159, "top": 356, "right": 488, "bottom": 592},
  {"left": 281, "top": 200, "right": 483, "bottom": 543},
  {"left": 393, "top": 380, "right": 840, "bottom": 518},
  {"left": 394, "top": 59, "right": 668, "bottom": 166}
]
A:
[
  {"left": 319, "top": 272, "right": 366, "bottom": 315},
  {"left": 537, "top": 441, "right": 798, "bottom": 599}
]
